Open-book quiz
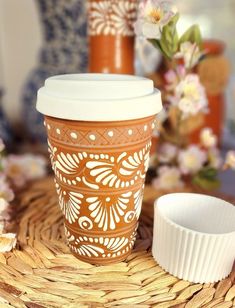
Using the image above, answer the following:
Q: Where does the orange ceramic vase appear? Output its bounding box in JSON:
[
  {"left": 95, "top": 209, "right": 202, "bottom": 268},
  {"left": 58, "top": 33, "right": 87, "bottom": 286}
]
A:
[
  {"left": 37, "top": 74, "right": 162, "bottom": 265},
  {"left": 88, "top": 0, "right": 138, "bottom": 74}
]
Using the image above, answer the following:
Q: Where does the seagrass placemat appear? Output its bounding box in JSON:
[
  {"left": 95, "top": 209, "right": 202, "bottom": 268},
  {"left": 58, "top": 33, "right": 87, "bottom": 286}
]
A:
[{"left": 0, "top": 177, "right": 234, "bottom": 308}]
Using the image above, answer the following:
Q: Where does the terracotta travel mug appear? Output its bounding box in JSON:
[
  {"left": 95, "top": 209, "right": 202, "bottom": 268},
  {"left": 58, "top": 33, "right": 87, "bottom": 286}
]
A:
[{"left": 37, "top": 74, "right": 162, "bottom": 265}]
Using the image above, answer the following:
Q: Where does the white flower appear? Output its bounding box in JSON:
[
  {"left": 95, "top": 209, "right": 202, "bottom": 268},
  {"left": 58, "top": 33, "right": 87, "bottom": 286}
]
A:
[
  {"left": 178, "top": 145, "right": 207, "bottom": 174},
  {"left": 20, "top": 154, "right": 47, "bottom": 181},
  {"left": 0, "top": 233, "right": 17, "bottom": 252},
  {"left": 134, "top": 0, "right": 177, "bottom": 39},
  {"left": 225, "top": 150, "right": 235, "bottom": 170},
  {"left": 175, "top": 42, "right": 202, "bottom": 69},
  {"left": 153, "top": 166, "right": 183, "bottom": 190},
  {"left": 2, "top": 155, "right": 27, "bottom": 187},
  {"left": 3, "top": 154, "right": 47, "bottom": 187},
  {"left": 175, "top": 74, "right": 208, "bottom": 118},
  {"left": 158, "top": 142, "right": 178, "bottom": 163},
  {"left": 200, "top": 128, "right": 217, "bottom": 148},
  {"left": 0, "top": 139, "right": 5, "bottom": 153},
  {"left": 0, "top": 174, "right": 14, "bottom": 202},
  {"left": 208, "top": 148, "right": 222, "bottom": 169},
  {"left": 0, "top": 198, "right": 8, "bottom": 213}
]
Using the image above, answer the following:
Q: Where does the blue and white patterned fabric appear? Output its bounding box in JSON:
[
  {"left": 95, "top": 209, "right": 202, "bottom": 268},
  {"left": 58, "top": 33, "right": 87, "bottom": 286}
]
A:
[{"left": 21, "top": 0, "right": 88, "bottom": 143}]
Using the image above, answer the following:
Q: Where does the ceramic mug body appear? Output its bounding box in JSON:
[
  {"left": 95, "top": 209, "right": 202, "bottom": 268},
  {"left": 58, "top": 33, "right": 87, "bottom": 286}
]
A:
[
  {"left": 45, "top": 115, "right": 155, "bottom": 264},
  {"left": 37, "top": 73, "right": 162, "bottom": 265}
]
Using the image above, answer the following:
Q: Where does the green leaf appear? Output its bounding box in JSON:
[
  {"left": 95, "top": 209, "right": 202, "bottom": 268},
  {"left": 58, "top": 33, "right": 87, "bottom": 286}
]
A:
[
  {"left": 192, "top": 167, "right": 220, "bottom": 190},
  {"left": 192, "top": 175, "right": 220, "bottom": 190},
  {"left": 159, "top": 13, "right": 179, "bottom": 59},
  {"left": 198, "top": 167, "right": 218, "bottom": 180},
  {"left": 179, "top": 24, "right": 202, "bottom": 48}
]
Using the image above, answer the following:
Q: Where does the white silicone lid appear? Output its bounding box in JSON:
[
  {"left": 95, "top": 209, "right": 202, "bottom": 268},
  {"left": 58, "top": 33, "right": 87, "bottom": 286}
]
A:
[{"left": 36, "top": 74, "right": 162, "bottom": 121}]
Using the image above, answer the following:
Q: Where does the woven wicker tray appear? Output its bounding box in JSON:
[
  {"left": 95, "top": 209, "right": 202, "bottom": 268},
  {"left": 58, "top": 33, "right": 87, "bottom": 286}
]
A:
[{"left": 0, "top": 177, "right": 234, "bottom": 308}]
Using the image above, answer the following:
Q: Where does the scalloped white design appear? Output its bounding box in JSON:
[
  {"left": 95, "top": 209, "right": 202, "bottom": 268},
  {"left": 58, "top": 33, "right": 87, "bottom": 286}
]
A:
[
  {"left": 89, "top": 1, "right": 137, "bottom": 36},
  {"left": 64, "top": 226, "right": 137, "bottom": 259},
  {"left": 87, "top": 192, "right": 132, "bottom": 231},
  {"left": 134, "top": 186, "right": 144, "bottom": 220},
  {"left": 56, "top": 183, "right": 83, "bottom": 224},
  {"left": 49, "top": 142, "right": 151, "bottom": 189}
]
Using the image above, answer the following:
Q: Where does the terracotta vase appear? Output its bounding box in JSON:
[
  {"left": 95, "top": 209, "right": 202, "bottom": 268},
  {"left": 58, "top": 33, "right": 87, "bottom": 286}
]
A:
[
  {"left": 88, "top": 0, "right": 138, "bottom": 74},
  {"left": 37, "top": 74, "right": 162, "bottom": 265}
]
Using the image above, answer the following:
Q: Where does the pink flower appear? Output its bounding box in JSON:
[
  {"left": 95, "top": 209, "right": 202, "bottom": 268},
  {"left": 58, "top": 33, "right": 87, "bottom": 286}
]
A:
[
  {"left": 20, "top": 154, "right": 47, "bottom": 181},
  {"left": 200, "top": 128, "right": 217, "bottom": 148},
  {"left": 175, "top": 74, "right": 208, "bottom": 118},
  {"left": 153, "top": 166, "right": 184, "bottom": 190},
  {"left": 134, "top": 0, "right": 177, "bottom": 39},
  {"left": 174, "top": 42, "right": 202, "bottom": 69},
  {"left": 0, "top": 174, "right": 14, "bottom": 202},
  {"left": 3, "top": 154, "right": 47, "bottom": 187},
  {"left": 2, "top": 155, "right": 27, "bottom": 187},
  {"left": 225, "top": 150, "right": 235, "bottom": 170},
  {"left": 158, "top": 142, "right": 178, "bottom": 163},
  {"left": 0, "top": 198, "right": 9, "bottom": 213},
  {"left": 178, "top": 145, "right": 207, "bottom": 174},
  {"left": 0, "top": 139, "right": 5, "bottom": 153}
]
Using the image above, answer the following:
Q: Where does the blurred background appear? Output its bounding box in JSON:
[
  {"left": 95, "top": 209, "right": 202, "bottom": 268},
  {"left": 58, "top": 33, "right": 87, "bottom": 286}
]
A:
[{"left": 0, "top": 0, "right": 234, "bottom": 192}]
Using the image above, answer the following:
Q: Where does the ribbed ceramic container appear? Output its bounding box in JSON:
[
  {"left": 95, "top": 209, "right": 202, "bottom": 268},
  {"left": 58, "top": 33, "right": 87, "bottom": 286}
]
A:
[
  {"left": 37, "top": 74, "right": 162, "bottom": 265},
  {"left": 152, "top": 193, "right": 235, "bottom": 283}
]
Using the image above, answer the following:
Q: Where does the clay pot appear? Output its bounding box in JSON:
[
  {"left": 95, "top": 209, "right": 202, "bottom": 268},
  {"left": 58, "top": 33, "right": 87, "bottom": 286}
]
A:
[
  {"left": 88, "top": 0, "right": 138, "bottom": 74},
  {"left": 37, "top": 74, "right": 162, "bottom": 265}
]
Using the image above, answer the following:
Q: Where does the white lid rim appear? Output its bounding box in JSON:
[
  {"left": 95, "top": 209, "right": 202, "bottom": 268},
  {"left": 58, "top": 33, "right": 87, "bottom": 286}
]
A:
[{"left": 37, "top": 88, "right": 162, "bottom": 121}]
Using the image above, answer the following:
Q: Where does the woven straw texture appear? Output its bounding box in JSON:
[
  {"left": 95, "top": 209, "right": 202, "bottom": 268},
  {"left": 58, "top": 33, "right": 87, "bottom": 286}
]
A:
[{"left": 0, "top": 177, "right": 234, "bottom": 308}]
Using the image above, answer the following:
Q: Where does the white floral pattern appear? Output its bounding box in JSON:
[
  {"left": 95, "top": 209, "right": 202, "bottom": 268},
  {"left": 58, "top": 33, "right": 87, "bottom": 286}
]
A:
[
  {"left": 87, "top": 192, "right": 132, "bottom": 231},
  {"left": 89, "top": 0, "right": 137, "bottom": 36},
  {"left": 55, "top": 183, "right": 83, "bottom": 224},
  {"left": 134, "top": 186, "right": 144, "bottom": 219},
  {"left": 49, "top": 142, "right": 151, "bottom": 190},
  {"left": 64, "top": 226, "right": 137, "bottom": 259}
]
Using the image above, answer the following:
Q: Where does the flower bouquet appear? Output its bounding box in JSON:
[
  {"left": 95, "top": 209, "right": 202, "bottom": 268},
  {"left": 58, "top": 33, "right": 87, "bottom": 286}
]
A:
[
  {"left": 0, "top": 138, "right": 47, "bottom": 252},
  {"left": 135, "top": 0, "right": 235, "bottom": 190}
]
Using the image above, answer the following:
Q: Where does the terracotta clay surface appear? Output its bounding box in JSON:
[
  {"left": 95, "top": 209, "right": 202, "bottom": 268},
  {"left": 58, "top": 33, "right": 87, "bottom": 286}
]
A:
[
  {"left": 45, "top": 115, "right": 156, "bottom": 265},
  {"left": 88, "top": 0, "right": 138, "bottom": 74}
]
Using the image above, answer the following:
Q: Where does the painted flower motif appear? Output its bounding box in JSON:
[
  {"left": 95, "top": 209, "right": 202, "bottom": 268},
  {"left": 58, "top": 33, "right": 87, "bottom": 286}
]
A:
[
  {"left": 111, "top": 1, "right": 137, "bottom": 36},
  {"left": 87, "top": 192, "right": 132, "bottom": 231},
  {"left": 89, "top": 1, "right": 114, "bottom": 35},
  {"left": 56, "top": 183, "right": 83, "bottom": 224},
  {"left": 89, "top": 1, "right": 137, "bottom": 36},
  {"left": 134, "top": 0, "right": 177, "bottom": 39},
  {"left": 178, "top": 145, "right": 207, "bottom": 174},
  {"left": 0, "top": 233, "right": 17, "bottom": 252},
  {"left": 153, "top": 166, "right": 183, "bottom": 190},
  {"left": 158, "top": 142, "right": 178, "bottom": 163},
  {"left": 208, "top": 148, "right": 222, "bottom": 169},
  {"left": 224, "top": 150, "right": 235, "bottom": 170},
  {"left": 86, "top": 144, "right": 150, "bottom": 188},
  {"left": 200, "top": 128, "right": 217, "bottom": 148},
  {"left": 175, "top": 42, "right": 202, "bottom": 69},
  {"left": 134, "top": 187, "right": 144, "bottom": 219},
  {"left": 0, "top": 138, "right": 5, "bottom": 153},
  {"left": 174, "top": 74, "right": 208, "bottom": 118}
]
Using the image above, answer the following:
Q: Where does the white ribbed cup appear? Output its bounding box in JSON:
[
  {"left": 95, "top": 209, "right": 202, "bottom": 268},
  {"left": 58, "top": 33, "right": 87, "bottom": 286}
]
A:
[{"left": 152, "top": 193, "right": 235, "bottom": 283}]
